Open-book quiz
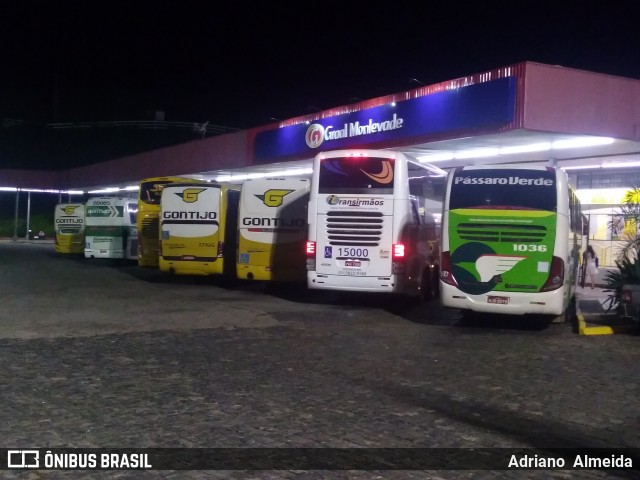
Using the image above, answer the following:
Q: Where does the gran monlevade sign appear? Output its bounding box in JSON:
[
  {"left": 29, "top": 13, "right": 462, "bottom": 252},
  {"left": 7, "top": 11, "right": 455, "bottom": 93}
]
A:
[{"left": 254, "top": 77, "right": 516, "bottom": 163}]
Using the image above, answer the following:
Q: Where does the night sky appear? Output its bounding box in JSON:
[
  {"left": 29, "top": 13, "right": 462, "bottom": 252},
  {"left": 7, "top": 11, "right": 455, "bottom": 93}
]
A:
[{"left": 2, "top": 1, "right": 639, "bottom": 130}]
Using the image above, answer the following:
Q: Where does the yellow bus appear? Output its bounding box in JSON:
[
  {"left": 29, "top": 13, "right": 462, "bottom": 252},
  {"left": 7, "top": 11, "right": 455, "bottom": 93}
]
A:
[
  {"left": 54, "top": 202, "right": 85, "bottom": 255},
  {"left": 159, "top": 182, "right": 241, "bottom": 276},
  {"left": 237, "top": 177, "right": 310, "bottom": 282},
  {"left": 137, "top": 176, "right": 198, "bottom": 267}
]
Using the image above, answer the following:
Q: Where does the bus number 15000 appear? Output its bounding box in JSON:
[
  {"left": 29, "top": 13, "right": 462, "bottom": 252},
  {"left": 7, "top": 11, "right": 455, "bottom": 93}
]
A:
[{"left": 337, "top": 247, "right": 369, "bottom": 257}]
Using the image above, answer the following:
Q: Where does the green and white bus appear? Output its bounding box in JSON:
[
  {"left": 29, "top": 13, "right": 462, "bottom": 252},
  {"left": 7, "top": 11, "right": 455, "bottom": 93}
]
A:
[
  {"left": 84, "top": 196, "right": 138, "bottom": 260},
  {"left": 440, "top": 165, "right": 583, "bottom": 317}
]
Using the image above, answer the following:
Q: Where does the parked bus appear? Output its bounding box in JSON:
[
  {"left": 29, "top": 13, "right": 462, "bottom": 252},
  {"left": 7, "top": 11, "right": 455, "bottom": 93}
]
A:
[
  {"left": 84, "top": 196, "right": 138, "bottom": 260},
  {"left": 137, "top": 176, "right": 198, "bottom": 267},
  {"left": 306, "top": 149, "right": 445, "bottom": 298},
  {"left": 54, "top": 202, "right": 85, "bottom": 255},
  {"left": 439, "top": 165, "right": 582, "bottom": 318},
  {"left": 237, "top": 177, "right": 310, "bottom": 282},
  {"left": 159, "top": 182, "right": 240, "bottom": 276}
]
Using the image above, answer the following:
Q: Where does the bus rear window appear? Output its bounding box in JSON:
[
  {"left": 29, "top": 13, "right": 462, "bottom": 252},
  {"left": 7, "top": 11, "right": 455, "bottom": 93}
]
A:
[
  {"left": 318, "top": 157, "right": 394, "bottom": 194},
  {"left": 449, "top": 169, "right": 557, "bottom": 211}
]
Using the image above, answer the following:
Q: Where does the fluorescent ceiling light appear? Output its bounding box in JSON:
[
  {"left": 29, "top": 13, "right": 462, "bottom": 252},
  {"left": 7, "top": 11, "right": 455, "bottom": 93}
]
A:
[
  {"left": 0, "top": 187, "right": 18, "bottom": 191},
  {"left": 124, "top": 185, "right": 139, "bottom": 191},
  {"left": 417, "top": 152, "right": 454, "bottom": 162},
  {"left": 499, "top": 142, "right": 551, "bottom": 155},
  {"left": 87, "top": 187, "right": 121, "bottom": 194},
  {"left": 22, "top": 188, "right": 63, "bottom": 193},
  {"left": 561, "top": 165, "right": 601, "bottom": 170},
  {"left": 552, "top": 137, "right": 614, "bottom": 149},
  {"left": 214, "top": 167, "right": 313, "bottom": 183},
  {"left": 416, "top": 136, "right": 615, "bottom": 162},
  {"left": 454, "top": 148, "right": 500, "bottom": 159},
  {"left": 601, "top": 161, "right": 640, "bottom": 169}
]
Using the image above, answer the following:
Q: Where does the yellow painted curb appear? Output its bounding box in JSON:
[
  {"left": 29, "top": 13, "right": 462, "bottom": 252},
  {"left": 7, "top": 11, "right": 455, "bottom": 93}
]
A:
[{"left": 577, "top": 312, "right": 637, "bottom": 335}]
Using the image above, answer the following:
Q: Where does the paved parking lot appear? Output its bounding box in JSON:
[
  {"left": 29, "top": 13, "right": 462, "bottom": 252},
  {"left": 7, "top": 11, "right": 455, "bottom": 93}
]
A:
[{"left": 0, "top": 241, "right": 638, "bottom": 479}]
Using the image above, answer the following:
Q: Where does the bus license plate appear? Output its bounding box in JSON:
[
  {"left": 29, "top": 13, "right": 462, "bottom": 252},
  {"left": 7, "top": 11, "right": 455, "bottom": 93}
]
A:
[{"left": 487, "top": 296, "right": 509, "bottom": 305}]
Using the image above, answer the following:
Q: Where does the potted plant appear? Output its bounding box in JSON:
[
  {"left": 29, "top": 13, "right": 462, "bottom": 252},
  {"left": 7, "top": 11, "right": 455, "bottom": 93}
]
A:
[{"left": 603, "top": 187, "right": 640, "bottom": 321}]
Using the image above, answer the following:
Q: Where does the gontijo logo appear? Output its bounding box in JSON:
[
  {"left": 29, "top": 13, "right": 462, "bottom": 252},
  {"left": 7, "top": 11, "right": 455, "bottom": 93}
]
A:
[
  {"left": 175, "top": 188, "right": 206, "bottom": 203},
  {"left": 254, "top": 189, "right": 294, "bottom": 207},
  {"left": 60, "top": 205, "right": 80, "bottom": 215}
]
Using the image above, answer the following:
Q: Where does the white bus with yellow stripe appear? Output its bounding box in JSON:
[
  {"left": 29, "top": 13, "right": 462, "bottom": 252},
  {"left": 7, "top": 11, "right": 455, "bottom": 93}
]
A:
[
  {"left": 237, "top": 177, "right": 310, "bottom": 282},
  {"left": 159, "top": 182, "right": 240, "bottom": 276},
  {"left": 54, "top": 202, "right": 85, "bottom": 255}
]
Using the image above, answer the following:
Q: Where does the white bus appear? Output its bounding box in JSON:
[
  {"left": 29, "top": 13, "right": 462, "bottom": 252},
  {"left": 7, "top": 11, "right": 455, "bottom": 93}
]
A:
[
  {"left": 54, "top": 202, "right": 85, "bottom": 255},
  {"left": 159, "top": 182, "right": 241, "bottom": 277},
  {"left": 84, "top": 196, "right": 138, "bottom": 260},
  {"left": 306, "top": 149, "right": 445, "bottom": 298},
  {"left": 237, "top": 177, "right": 310, "bottom": 282},
  {"left": 439, "top": 165, "right": 583, "bottom": 318}
]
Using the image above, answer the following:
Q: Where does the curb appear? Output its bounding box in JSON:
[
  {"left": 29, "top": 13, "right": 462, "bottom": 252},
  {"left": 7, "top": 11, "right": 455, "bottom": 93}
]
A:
[{"left": 576, "top": 311, "right": 638, "bottom": 335}]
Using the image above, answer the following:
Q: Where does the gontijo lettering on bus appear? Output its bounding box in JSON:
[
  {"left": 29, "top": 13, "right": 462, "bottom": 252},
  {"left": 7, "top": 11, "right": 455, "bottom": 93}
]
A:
[{"left": 162, "top": 211, "right": 217, "bottom": 220}]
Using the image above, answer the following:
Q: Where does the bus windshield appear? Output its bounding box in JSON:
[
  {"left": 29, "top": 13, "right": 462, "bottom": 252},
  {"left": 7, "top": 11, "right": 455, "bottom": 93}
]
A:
[
  {"left": 318, "top": 156, "right": 395, "bottom": 194},
  {"left": 140, "top": 181, "right": 174, "bottom": 205},
  {"left": 449, "top": 169, "right": 557, "bottom": 212}
]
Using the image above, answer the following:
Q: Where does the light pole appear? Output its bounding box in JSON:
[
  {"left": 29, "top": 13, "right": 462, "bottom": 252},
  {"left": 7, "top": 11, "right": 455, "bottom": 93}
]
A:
[
  {"left": 12, "top": 190, "right": 19, "bottom": 241},
  {"left": 25, "top": 191, "right": 31, "bottom": 240}
]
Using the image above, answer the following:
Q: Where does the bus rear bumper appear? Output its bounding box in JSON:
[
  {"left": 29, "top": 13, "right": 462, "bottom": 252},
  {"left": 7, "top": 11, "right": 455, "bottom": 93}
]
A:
[
  {"left": 308, "top": 273, "right": 399, "bottom": 293},
  {"left": 159, "top": 260, "right": 223, "bottom": 276},
  {"left": 440, "top": 283, "right": 567, "bottom": 316},
  {"left": 84, "top": 249, "right": 125, "bottom": 259}
]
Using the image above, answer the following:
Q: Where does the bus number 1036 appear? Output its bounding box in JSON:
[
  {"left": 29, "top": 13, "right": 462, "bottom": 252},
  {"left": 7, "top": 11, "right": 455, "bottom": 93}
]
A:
[
  {"left": 337, "top": 247, "right": 369, "bottom": 257},
  {"left": 513, "top": 244, "right": 547, "bottom": 252}
]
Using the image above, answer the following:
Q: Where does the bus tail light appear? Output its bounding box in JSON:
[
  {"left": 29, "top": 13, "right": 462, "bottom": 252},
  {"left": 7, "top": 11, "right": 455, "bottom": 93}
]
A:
[
  {"left": 540, "top": 256, "right": 564, "bottom": 292},
  {"left": 440, "top": 251, "right": 458, "bottom": 287},
  {"left": 392, "top": 243, "right": 405, "bottom": 259},
  {"left": 392, "top": 243, "right": 406, "bottom": 274},
  {"left": 306, "top": 241, "right": 316, "bottom": 271},
  {"left": 217, "top": 241, "right": 224, "bottom": 257},
  {"left": 306, "top": 241, "right": 316, "bottom": 257}
]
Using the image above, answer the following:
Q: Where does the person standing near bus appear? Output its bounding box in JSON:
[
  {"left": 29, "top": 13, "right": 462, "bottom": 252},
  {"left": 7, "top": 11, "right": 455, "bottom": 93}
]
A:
[{"left": 583, "top": 245, "right": 599, "bottom": 289}]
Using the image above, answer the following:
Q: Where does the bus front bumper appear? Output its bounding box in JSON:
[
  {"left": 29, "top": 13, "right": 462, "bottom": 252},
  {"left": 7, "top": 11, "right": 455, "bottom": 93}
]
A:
[{"left": 440, "top": 283, "right": 567, "bottom": 316}]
